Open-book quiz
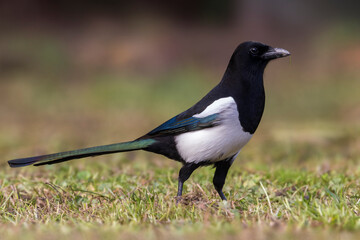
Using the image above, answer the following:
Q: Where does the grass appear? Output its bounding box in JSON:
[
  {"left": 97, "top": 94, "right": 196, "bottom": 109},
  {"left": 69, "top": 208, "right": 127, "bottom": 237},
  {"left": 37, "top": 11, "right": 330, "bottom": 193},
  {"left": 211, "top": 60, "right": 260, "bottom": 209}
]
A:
[
  {"left": 0, "top": 51, "right": 360, "bottom": 239},
  {"left": 1, "top": 159, "right": 360, "bottom": 239}
]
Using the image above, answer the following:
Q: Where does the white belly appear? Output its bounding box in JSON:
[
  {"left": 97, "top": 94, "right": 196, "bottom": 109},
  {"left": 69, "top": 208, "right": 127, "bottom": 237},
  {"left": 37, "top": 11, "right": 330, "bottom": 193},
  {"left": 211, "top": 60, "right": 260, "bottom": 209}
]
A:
[{"left": 175, "top": 97, "right": 252, "bottom": 164}]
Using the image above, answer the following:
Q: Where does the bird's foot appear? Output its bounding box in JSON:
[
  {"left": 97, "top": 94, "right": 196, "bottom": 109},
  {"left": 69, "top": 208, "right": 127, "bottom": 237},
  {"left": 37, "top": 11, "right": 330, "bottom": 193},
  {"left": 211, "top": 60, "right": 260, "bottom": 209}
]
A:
[
  {"left": 175, "top": 196, "right": 182, "bottom": 204},
  {"left": 217, "top": 190, "right": 227, "bottom": 201}
]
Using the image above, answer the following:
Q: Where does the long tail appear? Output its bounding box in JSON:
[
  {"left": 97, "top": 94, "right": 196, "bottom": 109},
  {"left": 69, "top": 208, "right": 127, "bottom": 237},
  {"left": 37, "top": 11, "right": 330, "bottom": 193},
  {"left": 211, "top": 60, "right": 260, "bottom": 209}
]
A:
[{"left": 8, "top": 139, "right": 156, "bottom": 168}]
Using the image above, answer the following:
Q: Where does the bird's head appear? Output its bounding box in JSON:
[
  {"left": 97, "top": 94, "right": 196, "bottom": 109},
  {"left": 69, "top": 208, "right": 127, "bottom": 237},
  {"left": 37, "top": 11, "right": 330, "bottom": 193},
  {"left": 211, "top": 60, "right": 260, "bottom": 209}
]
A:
[{"left": 228, "top": 41, "right": 290, "bottom": 72}]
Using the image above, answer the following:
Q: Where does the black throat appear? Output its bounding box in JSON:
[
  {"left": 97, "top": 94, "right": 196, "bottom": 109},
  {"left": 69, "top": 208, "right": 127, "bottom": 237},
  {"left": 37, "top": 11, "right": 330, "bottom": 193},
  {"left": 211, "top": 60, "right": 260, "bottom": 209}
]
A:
[{"left": 220, "top": 61, "right": 266, "bottom": 134}]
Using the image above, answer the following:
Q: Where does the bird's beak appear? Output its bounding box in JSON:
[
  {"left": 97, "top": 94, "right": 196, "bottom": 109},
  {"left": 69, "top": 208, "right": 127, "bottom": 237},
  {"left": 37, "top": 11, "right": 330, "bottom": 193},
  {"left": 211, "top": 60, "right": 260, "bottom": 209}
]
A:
[{"left": 262, "top": 47, "right": 290, "bottom": 60}]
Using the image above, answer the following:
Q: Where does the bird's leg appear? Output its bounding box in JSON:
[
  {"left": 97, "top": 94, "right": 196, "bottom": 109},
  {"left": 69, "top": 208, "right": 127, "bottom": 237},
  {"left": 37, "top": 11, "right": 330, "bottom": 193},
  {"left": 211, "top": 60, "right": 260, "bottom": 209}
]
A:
[
  {"left": 213, "top": 158, "right": 234, "bottom": 201},
  {"left": 177, "top": 163, "right": 199, "bottom": 202}
]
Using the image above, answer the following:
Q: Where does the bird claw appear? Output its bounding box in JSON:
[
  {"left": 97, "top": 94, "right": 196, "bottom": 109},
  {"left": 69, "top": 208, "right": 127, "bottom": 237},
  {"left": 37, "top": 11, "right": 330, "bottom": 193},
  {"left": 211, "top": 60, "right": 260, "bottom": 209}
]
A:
[{"left": 175, "top": 196, "right": 182, "bottom": 204}]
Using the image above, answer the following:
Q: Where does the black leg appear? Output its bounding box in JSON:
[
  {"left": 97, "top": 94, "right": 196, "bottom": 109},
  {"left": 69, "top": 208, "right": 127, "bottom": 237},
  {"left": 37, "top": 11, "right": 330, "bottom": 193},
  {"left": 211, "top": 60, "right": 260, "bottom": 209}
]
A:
[
  {"left": 177, "top": 163, "right": 199, "bottom": 201},
  {"left": 213, "top": 157, "right": 235, "bottom": 201}
]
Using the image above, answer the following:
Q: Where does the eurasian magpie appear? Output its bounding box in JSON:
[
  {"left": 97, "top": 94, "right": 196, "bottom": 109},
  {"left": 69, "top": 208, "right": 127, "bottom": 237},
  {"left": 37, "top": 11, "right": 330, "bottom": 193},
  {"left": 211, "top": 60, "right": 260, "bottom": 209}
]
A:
[{"left": 8, "top": 41, "right": 290, "bottom": 201}]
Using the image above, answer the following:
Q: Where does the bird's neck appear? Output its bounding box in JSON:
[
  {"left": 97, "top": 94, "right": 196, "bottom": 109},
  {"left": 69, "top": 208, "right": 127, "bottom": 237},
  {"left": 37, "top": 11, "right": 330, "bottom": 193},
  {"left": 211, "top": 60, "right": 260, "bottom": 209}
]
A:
[{"left": 220, "top": 67, "right": 266, "bottom": 134}]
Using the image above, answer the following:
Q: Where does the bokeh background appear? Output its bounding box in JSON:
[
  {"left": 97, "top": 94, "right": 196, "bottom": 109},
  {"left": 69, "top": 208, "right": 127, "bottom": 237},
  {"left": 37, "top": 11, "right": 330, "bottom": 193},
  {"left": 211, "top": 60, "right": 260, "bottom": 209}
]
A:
[{"left": 0, "top": 0, "right": 359, "bottom": 171}]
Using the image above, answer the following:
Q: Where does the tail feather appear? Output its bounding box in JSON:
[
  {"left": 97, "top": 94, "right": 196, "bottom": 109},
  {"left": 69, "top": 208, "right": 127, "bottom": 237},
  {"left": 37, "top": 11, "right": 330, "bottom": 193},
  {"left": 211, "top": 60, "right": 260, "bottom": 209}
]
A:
[{"left": 8, "top": 139, "right": 156, "bottom": 168}]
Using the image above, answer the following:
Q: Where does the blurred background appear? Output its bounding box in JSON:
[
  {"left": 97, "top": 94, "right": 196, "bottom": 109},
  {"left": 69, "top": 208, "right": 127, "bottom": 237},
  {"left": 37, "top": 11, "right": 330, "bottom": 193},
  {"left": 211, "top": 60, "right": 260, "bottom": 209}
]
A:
[{"left": 0, "top": 0, "right": 359, "bottom": 171}]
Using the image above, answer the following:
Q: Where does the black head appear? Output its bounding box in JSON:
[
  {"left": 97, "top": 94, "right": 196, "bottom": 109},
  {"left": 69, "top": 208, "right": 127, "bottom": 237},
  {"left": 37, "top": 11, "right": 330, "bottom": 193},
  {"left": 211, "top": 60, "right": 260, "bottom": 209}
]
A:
[{"left": 228, "top": 41, "right": 290, "bottom": 72}]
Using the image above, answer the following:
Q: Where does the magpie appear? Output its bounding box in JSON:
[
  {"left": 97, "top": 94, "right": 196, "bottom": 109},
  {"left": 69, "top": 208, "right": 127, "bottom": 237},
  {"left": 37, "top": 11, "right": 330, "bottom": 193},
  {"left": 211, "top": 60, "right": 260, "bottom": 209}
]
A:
[{"left": 8, "top": 41, "right": 290, "bottom": 201}]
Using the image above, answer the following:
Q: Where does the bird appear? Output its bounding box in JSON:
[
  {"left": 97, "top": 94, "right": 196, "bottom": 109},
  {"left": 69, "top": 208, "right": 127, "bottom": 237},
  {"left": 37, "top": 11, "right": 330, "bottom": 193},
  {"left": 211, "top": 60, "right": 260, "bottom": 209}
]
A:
[{"left": 8, "top": 41, "right": 290, "bottom": 201}]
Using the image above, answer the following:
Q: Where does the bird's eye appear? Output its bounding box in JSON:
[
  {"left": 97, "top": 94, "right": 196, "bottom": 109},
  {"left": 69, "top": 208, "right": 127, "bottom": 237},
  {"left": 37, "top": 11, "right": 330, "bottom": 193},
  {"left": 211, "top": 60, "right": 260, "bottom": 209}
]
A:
[{"left": 249, "top": 47, "right": 259, "bottom": 56}]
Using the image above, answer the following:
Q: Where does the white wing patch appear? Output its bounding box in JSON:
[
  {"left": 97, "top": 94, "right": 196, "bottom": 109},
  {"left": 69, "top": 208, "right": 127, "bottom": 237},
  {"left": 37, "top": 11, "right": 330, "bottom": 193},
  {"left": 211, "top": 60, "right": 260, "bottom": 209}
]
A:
[{"left": 175, "top": 97, "right": 252, "bottom": 163}]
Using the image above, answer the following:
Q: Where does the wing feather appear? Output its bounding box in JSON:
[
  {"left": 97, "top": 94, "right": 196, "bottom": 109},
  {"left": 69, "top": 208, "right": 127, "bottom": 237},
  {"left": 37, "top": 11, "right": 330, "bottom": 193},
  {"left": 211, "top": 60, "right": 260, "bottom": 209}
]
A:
[{"left": 147, "top": 113, "right": 219, "bottom": 136}]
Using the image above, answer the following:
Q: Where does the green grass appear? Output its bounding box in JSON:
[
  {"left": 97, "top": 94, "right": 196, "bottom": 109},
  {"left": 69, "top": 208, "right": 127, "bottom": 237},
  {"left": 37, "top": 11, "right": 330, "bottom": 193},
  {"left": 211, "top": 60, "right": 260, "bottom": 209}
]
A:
[
  {"left": 1, "top": 59, "right": 360, "bottom": 239},
  {"left": 2, "top": 163, "right": 360, "bottom": 227},
  {"left": 1, "top": 159, "right": 360, "bottom": 239}
]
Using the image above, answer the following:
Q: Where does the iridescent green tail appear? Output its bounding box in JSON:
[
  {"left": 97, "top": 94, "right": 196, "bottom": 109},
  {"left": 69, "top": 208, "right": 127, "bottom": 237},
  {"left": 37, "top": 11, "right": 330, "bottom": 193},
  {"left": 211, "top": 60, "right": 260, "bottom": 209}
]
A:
[{"left": 8, "top": 139, "right": 156, "bottom": 168}]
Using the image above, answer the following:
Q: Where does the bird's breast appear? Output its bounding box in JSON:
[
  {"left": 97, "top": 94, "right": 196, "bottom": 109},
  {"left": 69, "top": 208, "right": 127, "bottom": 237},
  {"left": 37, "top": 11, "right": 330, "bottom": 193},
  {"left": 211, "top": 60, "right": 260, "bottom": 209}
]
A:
[{"left": 175, "top": 97, "right": 252, "bottom": 164}]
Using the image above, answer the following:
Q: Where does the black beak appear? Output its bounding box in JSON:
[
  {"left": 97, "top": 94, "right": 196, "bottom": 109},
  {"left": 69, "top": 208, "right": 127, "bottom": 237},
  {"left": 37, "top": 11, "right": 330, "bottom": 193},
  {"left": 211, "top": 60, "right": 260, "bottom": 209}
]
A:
[{"left": 262, "top": 47, "right": 290, "bottom": 60}]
